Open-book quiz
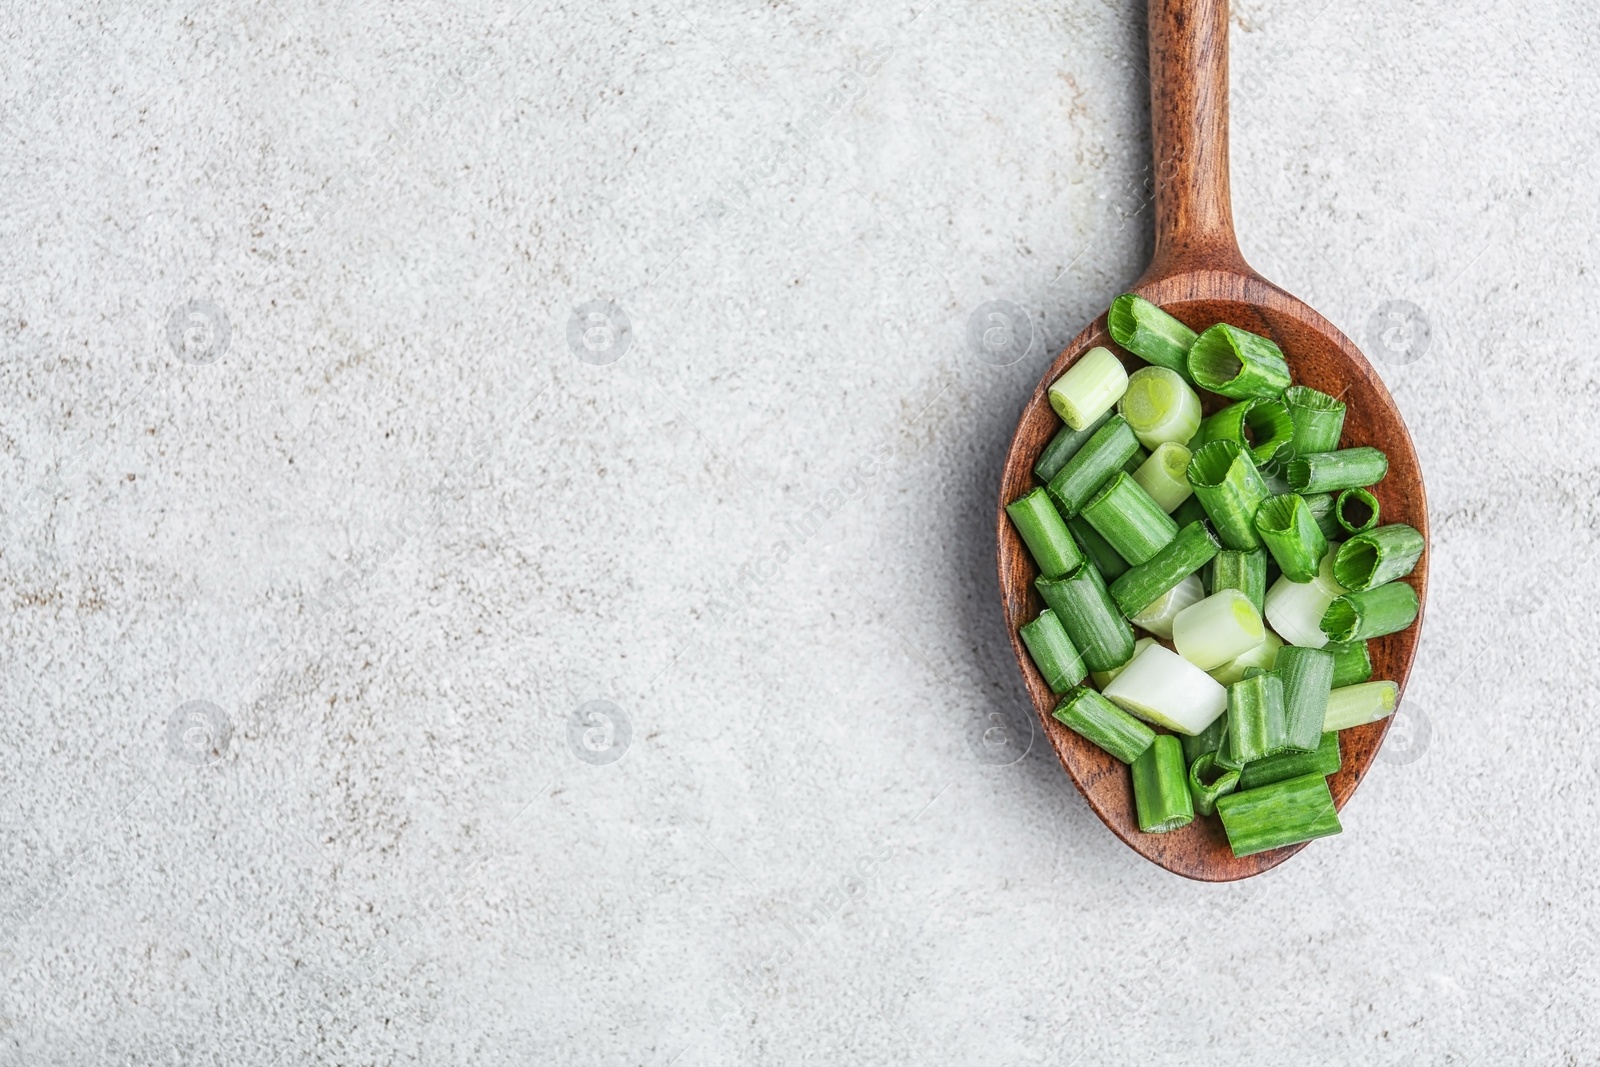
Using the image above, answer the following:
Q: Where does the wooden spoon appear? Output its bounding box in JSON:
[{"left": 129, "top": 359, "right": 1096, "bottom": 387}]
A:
[{"left": 996, "top": 0, "right": 1428, "bottom": 880}]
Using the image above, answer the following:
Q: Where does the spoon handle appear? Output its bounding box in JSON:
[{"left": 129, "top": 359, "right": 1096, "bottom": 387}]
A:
[{"left": 1142, "top": 0, "right": 1252, "bottom": 281}]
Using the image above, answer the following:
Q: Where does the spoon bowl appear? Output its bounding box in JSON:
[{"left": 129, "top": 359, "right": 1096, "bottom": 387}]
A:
[{"left": 996, "top": 0, "right": 1428, "bottom": 880}]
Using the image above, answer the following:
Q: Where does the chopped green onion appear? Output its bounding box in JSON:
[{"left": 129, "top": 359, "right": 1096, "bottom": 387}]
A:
[
  {"left": 1209, "top": 629, "right": 1282, "bottom": 686},
  {"left": 1181, "top": 712, "right": 1229, "bottom": 765},
  {"left": 1122, "top": 445, "right": 1150, "bottom": 475},
  {"left": 1227, "top": 671, "right": 1288, "bottom": 764},
  {"left": 1187, "top": 324, "right": 1292, "bottom": 399},
  {"left": 1132, "top": 735, "right": 1194, "bottom": 833},
  {"left": 1131, "top": 442, "right": 1195, "bottom": 513},
  {"left": 1275, "top": 646, "right": 1335, "bottom": 752},
  {"left": 1102, "top": 643, "right": 1228, "bottom": 735},
  {"left": 1263, "top": 544, "right": 1346, "bottom": 648},
  {"left": 1034, "top": 412, "right": 1114, "bottom": 483},
  {"left": 1118, "top": 367, "right": 1202, "bottom": 449},
  {"left": 1211, "top": 548, "right": 1268, "bottom": 613},
  {"left": 1215, "top": 771, "right": 1342, "bottom": 856},
  {"left": 1187, "top": 440, "right": 1271, "bottom": 551},
  {"left": 1080, "top": 472, "right": 1180, "bottom": 566},
  {"left": 1049, "top": 346, "right": 1129, "bottom": 430},
  {"left": 1068, "top": 517, "right": 1129, "bottom": 582},
  {"left": 1325, "top": 640, "right": 1373, "bottom": 688},
  {"left": 1331, "top": 524, "right": 1425, "bottom": 592},
  {"left": 1018, "top": 609, "right": 1087, "bottom": 694},
  {"left": 1128, "top": 573, "right": 1206, "bottom": 640},
  {"left": 1035, "top": 562, "right": 1136, "bottom": 673},
  {"left": 1334, "top": 487, "right": 1380, "bottom": 535},
  {"left": 1005, "top": 488, "right": 1083, "bottom": 580},
  {"left": 1091, "top": 636, "right": 1155, "bottom": 689},
  {"left": 1323, "top": 680, "right": 1399, "bottom": 731},
  {"left": 1052, "top": 686, "right": 1156, "bottom": 764},
  {"left": 1302, "top": 492, "right": 1343, "bottom": 541},
  {"left": 1186, "top": 751, "right": 1241, "bottom": 817},
  {"left": 1109, "top": 520, "right": 1220, "bottom": 618},
  {"left": 1253, "top": 493, "right": 1329, "bottom": 584},
  {"left": 1172, "top": 588, "right": 1266, "bottom": 671},
  {"left": 1321, "top": 582, "right": 1419, "bottom": 642},
  {"left": 1237, "top": 731, "right": 1340, "bottom": 790},
  {"left": 1282, "top": 385, "right": 1346, "bottom": 458},
  {"left": 1046, "top": 415, "right": 1141, "bottom": 518},
  {"left": 1287, "top": 447, "right": 1390, "bottom": 494},
  {"left": 1107, "top": 293, "right": 1198, "bottom": 383},
  {"left": 1193, "top": 397, "right": 1294, "bottom": 465}
]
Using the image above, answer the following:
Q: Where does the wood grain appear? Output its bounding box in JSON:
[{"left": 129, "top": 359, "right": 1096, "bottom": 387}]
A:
[{"left": 994, "top": 0, "right": 1428, "bottom": 880}]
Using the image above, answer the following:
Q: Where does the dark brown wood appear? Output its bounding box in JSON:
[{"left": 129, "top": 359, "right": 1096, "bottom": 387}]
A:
[{"left": 995, "top": 0, "right": 1428, "bottom": 880}]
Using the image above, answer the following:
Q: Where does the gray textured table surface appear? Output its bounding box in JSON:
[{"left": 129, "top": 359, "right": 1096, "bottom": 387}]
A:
[{"left": 1, "top": 1, "right": 1595, "bottom": 1063}]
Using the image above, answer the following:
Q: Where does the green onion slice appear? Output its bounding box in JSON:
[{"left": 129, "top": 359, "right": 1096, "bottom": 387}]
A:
[
  {"left": 1237, "top": 731, "right": 1340, "bottom": 791},
  {"left": 1253, "top": 493, "right": 1329, "bottom": 584},
  {"left": 1302, "top": 493, "right": 1343, "bottom": 540},
  {"left": 1049, "top": 346, "right": 1129, "bottom": 430},
  {"left": 1131, "top": 735, "right": 1194, "bottom": 833},
  {"left": 1127, "top": 573, "right": 1206, "bottom": 641},
  {"left": 1172, "top": 588, "right": 1265, "bottom": 671},
  {"left": 1046, "top": 415, "right": 1140, "bottom": 518},
  {"left": 1131, "top": 442, "right": 1195, "bottom": 513},
  {"left": 1034, "top": 412, "right": 1113, "bottom": 483},
  {"left": 1187, "top": 439, "right": 1271, "bottom": 551},
  {"left": 1187, "top": 751, "right": 1241, "bottom": 817},
  {"left": 1275, "top": 645, "right": 1336, "bottom": 752},
  {"left": 1102, "top": 643, "right": 1228, "bottom": 735},
  {"left": 1211, "top": 547, "right": 1268, "bottom": 613},
  {"left": 1323, "top": 680, "right": 1398, "bottom": 731},
  {"left": 1187, "top": 324, "right": 1293, "bottom": 400},
  {"left": 1034, "top": 562, "right": 1136, "bottom": 673},
  {"left": 1320, "top": 582, "right": 1419, "bottom": 642},
  {"left": 1282, "top": 385, "right": 1346, "bottom": 457},
  {"left": 1118, "top": 366, "right": 1203, "bottom": 449},
  {"left": 1005, "top": 488, "right": 1083, "bottom": 580},
  {"left": 1018, "top": 609, "right": 1087, "bottom": 694},
  {"left": 1325, "top": 640, "right": 1373, "bottom": 688},
  {"left": 1109, "top": 520, "right": 1220, "bottom": 619},
  {"left": 1332, "top": 523, "right": 1425, "bottom": 592},
  {"left": 1052, "top": 686, "right": 1156, "bottom": 765},
  {"left": 1106, "top": 293, "right": 1197, "bottom": 383},
  {"left": 1216, "top": 771, "right": 1342, "bottom": 856},
  {"left": 1333, "top": 487, "right": 1380, "bottom": 535},
  {"left": 1080, "top": 472, "right": 1180, "bottom": 566},
  {"left": 1227, "top": 670, "right": 1289, "bottom": 764},
  {"left": 1286, "top": 447, "right": 1390, "bottom": 495}
]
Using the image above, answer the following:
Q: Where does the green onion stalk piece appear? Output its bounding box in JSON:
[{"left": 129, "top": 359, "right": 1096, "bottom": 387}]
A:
[
  {"left": 1046, "top": 415, "right": 1140, "bottom": 518},
  {"left": 1034, "top": 562, "right": 1136, "bottom": 673},
  {"left": 1052, "top": 687, "right": 1155, "bottom": 765},
  {"left": 1080, "top": 472, "right": 1179, "bottom": 566},
  {"left": 1211, "top": 548, "right": 1268, "bottom": 614},
  {"left": 1118, "top": 366, "right": 1203, "bottom": 449},
  {"left": 1282, "top": 385, "right": 1346, "bottom": 458},
  {"left": 1332, "top": 524, "right": 1425, "bottom": 592},
  {"left": 1049, "top": 346, "right": 1129, "bottom": 430},
  {"left": 1034, "top": 412, "right": 1113, "bottom": 484},
  {"left": 1227, "top": 671, "right": 1288, "bottom": 764},
  {"left": 1173, "top": 588, "right": 1266, "bottom": 671},
  {"left": 1323, "top": 680, "right": 1398, "bottom": 731},
  {"left": 1263, "top": 544, "right": 1346, "bottom": 649},
  {"left": 1107, "top": 293, "right": 1197, "bottom": 383},
  {"left": 1131, "top": 442, "right": 1194, "bottom": 513},
  {"left": 1193, "top": 397, "right": 1294, "bottom": 466},
  {"left": 1287, "top": 447, "right": 1390, "bottom": 494},
  {"left": 1325, "top": 640, "right": 1373, "bottom": 688},
  {"left": 1018, "top": 609, "right": 1087, "bottom": 694},
  {"left": 1103, "top": 644, "right": 1228, "bottom": 735},
  {"left": 1187, "top": 440, "right": 1271, "bottom": 551},
  {"left": 1127, "top": 574, "right": 1205, "bottom": 640},
  {"left": 1321, "top": 582, "right": 1419, "bottom": 642},
  {"left": 1237, "top": 731, "right": 1340, "bottom": 791},
  {"left": 1108, "top": 520, "right": 1220, "bottom": 618},
  {"left": 1216, "top": 771, "right": 1343, "bottom": 856},
  {"left": 1187, "top": 751, "right": 1241, "bottom": 817},
  {"left": 1275, "top": 646, "right": 1336, "bottom": 752},
  {"left": 1187, "top": 324, "right": 1293, "bottom": 399},
  {"left": 1131, "top": 735, "right": 1194, "bottom": 833},
  {"left": 1005, "top": 488, "right": 1083, "bottom": 580},
  {"left": 1253, "top": 493, "right": 1329, "bottom": 583},
  {"left": 1334, "top": 487, "right": 1380, "bottom": 535},
  {"left": 1302, "top": 493, "right": 1343, "bottom": 541},
  {"left": 1067, "top": 516, "right": 1129, "bottom": 582},
  {"left": 1181, "top": 712, "right": 1229, "bottom": 765}
]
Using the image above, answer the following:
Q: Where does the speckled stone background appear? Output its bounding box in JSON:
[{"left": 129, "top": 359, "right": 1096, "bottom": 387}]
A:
[{"left": 1, "top": 0, "right": 1595, "bottom": 1063}]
